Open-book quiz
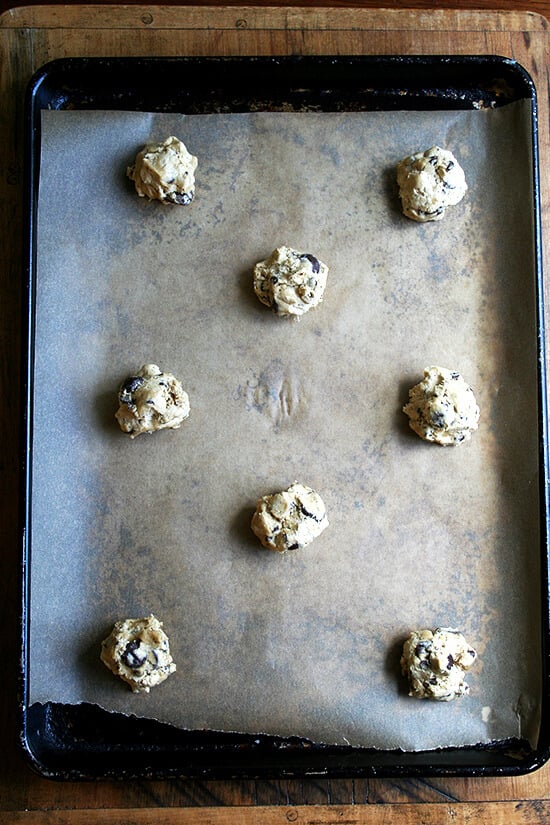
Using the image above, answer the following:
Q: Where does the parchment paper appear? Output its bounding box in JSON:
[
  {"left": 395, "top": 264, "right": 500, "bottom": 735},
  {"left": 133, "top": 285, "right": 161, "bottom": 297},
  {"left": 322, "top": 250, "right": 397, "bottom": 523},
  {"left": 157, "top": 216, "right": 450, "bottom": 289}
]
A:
[{"left": 29, "top": 103, "right": 542, "bottom": 751}]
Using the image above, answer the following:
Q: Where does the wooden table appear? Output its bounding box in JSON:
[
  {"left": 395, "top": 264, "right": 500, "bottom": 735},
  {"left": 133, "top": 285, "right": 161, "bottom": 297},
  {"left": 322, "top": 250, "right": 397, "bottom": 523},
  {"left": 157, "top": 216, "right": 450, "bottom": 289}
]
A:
[{"left": 1, "top": 3, "right": 550, "bottom": 822}]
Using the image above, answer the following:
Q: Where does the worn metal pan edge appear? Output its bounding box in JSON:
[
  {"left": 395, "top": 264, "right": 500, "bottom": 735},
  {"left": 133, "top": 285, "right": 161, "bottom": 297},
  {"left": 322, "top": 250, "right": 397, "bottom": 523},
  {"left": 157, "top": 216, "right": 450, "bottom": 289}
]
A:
[{"left": 19, "top": 54, "right": 550, "bottom": 780}]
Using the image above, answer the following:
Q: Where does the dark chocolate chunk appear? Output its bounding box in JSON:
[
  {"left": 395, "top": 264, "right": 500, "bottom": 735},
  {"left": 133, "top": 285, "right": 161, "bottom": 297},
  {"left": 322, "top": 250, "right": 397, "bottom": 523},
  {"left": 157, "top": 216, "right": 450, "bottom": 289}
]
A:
[
  {"left": 417, "top": 206, "right": 444, "bottom": 218},
  {"left": 119, "top": 375, "right": 145, "bottom": 406},
  {"left": 430, "top": 411, "right": 446, "bottom": 428},
  {"left": 171, "top": 191, "right": 193, "bottom": 205},
  {"left": 299, "top": 503, "right": 321, "bottom": 522},
  {"left": 415, "top": 642, "right": 431, "bottom": 658},
  {"left": 121, "top": 639, "right": 147, "bottom": 670},
  {"left": 120, "top": 376, "right": 145, "bottom": 395},
  {"left": 301, "top": 253, "right": 321, "bottom": 274}
]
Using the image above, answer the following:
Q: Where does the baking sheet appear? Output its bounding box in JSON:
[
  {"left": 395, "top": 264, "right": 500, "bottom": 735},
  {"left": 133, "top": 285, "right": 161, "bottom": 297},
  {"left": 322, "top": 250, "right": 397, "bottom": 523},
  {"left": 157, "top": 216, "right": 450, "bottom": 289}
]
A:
[{"left": 29, "top": 102, "right": 541, "bottom": 752}]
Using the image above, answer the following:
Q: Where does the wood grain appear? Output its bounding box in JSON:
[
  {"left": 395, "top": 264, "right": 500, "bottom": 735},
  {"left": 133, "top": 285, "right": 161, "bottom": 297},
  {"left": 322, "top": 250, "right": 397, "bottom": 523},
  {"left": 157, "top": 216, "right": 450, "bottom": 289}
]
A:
[
  {"left": 5, "top": 800, "right": 550, "bottom": 823},
  {"left": 1, "top": 5, "right": 549, "bottom": 822}
]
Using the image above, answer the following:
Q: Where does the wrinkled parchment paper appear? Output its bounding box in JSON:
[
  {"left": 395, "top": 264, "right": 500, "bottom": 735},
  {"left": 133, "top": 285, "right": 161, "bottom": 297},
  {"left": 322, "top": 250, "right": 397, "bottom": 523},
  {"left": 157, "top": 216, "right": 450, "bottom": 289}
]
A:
[{"left": 29, "top": 103, "right": 541, "bottom": 750}]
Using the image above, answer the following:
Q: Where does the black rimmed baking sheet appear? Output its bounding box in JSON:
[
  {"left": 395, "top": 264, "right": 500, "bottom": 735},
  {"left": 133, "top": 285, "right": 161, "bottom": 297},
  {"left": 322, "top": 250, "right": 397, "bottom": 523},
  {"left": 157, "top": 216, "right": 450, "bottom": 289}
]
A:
[{"left": 20, "top": 55, "right": 550, "bottom": 779}]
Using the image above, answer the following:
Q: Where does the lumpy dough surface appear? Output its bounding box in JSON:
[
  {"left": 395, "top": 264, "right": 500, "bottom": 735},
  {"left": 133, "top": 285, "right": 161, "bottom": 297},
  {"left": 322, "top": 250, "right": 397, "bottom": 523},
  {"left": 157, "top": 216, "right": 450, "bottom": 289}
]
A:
[
  {"left": 251, "top": 482, "right": 329, "bottom": 552},
  {"left": 400, "top": 627, "right": 477, "bottom": 701},
  {"left": 396, "top": 146, "right": 467, "bottom": 222},
  {"left": 403, "top": 366, "right": 479, "bottom": 446},
  {"left": 100, "top": 615, "right": 176, "bottom": 693},
  {"left": 253, "top": 246, "right": 329, "bottom": 317},
  {"left": 127, "top": 136, "right": 197, "bottom": 205},
  {"left": 115, "top": 363, "right": 190, "bottom": 438}
]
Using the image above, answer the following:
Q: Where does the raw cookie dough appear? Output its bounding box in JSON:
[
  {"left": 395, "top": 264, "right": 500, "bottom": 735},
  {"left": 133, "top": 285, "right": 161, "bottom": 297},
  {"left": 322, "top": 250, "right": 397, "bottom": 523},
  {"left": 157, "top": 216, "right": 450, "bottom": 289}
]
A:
[
  {"left": 403, "top": 366, "right": 480, "bottom": 445},
  {"left": 115, "top": 363, "right": 190, "bottom": 438},
  {"left": 100, "top": 614, "right": 176, "bottom": 693},
  {"left": 253, "top": 246, "right": 329, "bottom": 317},
  {"left": 127, "top": 135, "right": 198, "bottom": 205},
  {"left": 251, "top": 482, "right": 329, "bottom": 552},
  {"left": 400, "top": 627, "right": 477, "bottom": 701},
  {"left": 396, "top": 146, "right": 467, "bottom": 222}
]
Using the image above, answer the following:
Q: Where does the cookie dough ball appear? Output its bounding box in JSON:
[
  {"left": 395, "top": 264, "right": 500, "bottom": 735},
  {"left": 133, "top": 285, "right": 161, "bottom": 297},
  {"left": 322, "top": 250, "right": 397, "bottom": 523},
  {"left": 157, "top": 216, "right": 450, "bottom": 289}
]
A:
[
  {"left": 403, "top": 366, "right": 479, "bottom": 445},
  {"left": 396, "top": 146, "right": 467, "bottom": 222},
  {"left": 400, "top": 627, "right": 477, "bottom": 701},
  {"left": 127, "top": 136, "right": 198, "bottom": 205},
  {"left": 115, "top": 363, "right": 190, "bottom": 438},
  {"left": 101, "top": 615, "right": 176, "bottom": 693},
  {"left": 251, "top": 482, "right": 329, "bottom": 552},
  {"left": 253, "top": 246, "right": 329, "bottom": 317}
]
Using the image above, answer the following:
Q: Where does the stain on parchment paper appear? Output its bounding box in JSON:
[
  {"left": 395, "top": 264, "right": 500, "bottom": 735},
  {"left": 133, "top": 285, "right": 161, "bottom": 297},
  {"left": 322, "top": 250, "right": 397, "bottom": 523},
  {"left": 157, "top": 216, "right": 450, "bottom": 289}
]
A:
[{"left": 234, "top": 359, "right": 307, "bottom": 429}]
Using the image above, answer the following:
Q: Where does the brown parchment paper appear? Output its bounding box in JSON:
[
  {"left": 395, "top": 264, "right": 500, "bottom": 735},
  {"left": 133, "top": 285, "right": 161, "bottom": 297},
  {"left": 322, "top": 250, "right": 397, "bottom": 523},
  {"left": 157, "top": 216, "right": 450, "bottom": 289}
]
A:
[{"left": 29, "top": 103, "right": 542, "bottom": 751}]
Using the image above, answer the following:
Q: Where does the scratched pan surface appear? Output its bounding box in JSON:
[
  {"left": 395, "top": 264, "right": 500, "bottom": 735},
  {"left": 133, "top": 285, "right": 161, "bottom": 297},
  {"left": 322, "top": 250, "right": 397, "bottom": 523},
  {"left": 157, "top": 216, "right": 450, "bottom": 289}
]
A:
[{"left": 20, "top": 56, "right": 550, "bottom": 779}]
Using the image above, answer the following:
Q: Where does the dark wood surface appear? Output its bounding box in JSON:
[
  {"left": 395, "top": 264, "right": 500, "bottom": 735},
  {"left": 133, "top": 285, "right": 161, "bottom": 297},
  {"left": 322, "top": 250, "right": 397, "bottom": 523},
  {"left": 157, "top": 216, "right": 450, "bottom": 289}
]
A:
[{"left": 1, "top": 4, "right": 550, "bottom": 822}]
